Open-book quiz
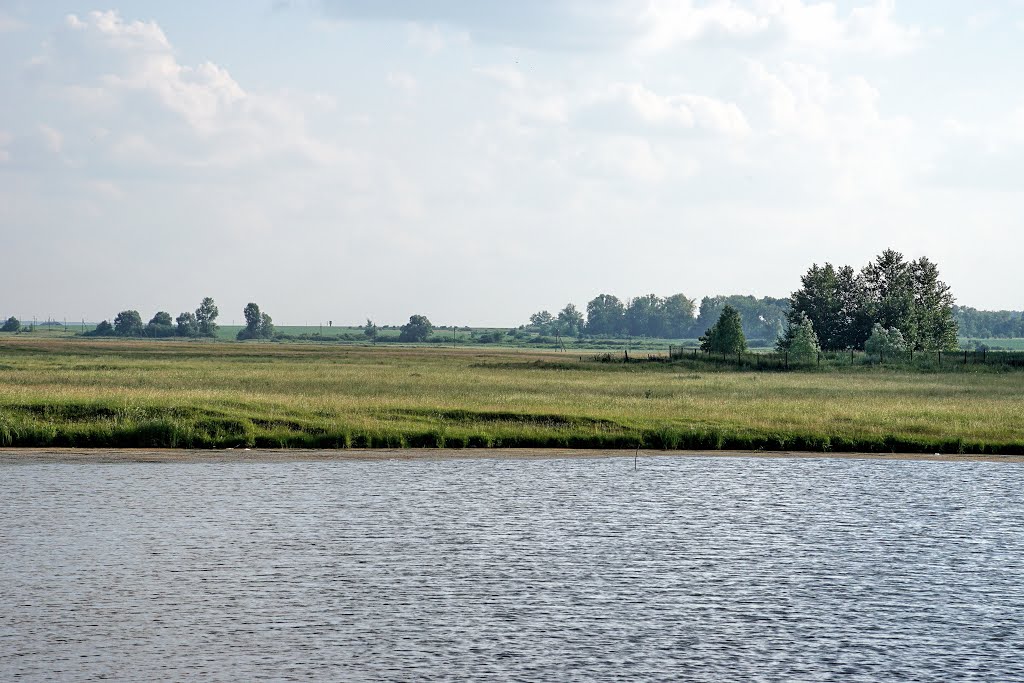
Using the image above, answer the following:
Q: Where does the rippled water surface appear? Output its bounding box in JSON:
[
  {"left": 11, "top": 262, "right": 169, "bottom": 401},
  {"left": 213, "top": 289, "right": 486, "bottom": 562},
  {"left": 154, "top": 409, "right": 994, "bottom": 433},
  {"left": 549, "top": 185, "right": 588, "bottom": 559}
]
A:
[{"left": 2, "top": 455, "right": 1024, "bottom": 681}]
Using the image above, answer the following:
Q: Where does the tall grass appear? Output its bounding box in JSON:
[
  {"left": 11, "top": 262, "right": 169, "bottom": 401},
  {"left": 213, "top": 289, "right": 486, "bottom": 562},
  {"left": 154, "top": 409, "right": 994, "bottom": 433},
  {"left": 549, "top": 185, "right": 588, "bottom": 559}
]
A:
[{"left": 0, "top": 338, "right": 1022, "bottom": 453}]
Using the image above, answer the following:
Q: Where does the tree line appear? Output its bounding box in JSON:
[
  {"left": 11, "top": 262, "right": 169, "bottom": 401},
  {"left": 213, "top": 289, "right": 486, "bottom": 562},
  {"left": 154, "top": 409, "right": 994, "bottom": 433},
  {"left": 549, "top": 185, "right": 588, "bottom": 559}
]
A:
[
  {"left": 526, "top": 294, "right": 787, "bottom": 341},
  {"left": 83, "top": 297, "right": 221, "bottom": 338}
]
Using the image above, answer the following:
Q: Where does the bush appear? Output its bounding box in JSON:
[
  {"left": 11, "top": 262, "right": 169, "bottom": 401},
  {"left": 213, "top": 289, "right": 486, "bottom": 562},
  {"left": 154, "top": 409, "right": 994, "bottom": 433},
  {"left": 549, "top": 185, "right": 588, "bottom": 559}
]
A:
[
  {"left": 865, "top": 324, "right": 907, "bottom": 357},
  {"left": 1, "top": 317, "right": 20, "bottom": 332}
]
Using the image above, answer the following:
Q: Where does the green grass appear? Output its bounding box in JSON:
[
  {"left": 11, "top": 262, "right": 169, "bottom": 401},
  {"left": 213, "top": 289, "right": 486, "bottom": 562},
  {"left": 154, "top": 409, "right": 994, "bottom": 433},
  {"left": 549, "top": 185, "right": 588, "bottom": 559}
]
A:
[{"left": 1, "top": 337, "right": 1022, "bottom": 454}]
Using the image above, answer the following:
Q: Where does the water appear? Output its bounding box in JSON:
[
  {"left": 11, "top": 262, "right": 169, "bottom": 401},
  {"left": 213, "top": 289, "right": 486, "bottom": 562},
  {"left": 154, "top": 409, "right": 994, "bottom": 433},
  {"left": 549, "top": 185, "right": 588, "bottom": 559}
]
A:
[{"left": 2, "top": 455, "right": 1023, "bottom": 681}]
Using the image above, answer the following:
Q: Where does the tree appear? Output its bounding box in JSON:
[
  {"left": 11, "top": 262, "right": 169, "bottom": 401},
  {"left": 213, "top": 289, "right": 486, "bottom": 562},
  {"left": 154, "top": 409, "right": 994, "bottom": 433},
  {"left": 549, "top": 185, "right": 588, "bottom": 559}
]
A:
[
  {"left": 700, "top": 305, "right": 747, "bottom": 354},
  {"left": 113, "top": 310, "right": 144, "bottom": 337},
  {"left": 861, "top": 249, "right": 915, "bottom": 347},
  {"left": 364, "top": 318, "right": 378, "bottom": 343},
  {"left": 528, "top": 310, "right": 554, "bottom": 333},
  {"left": 626, "top": 294, "right": 666, "bottom": 338},
  {"left": 865, "top": 323, "right": 907, "bottom": 358},
  {"left": 146, "top": 311, "right": 175, "bottom": 338},
  {"left": 237, "top": 303, "right": 267, "bottom": 340},
  {"left": 911, "top": 256, "right": 958, "bottom": 350},
  {"left": 662, "top": 294, "right": 696, "bottom": 338},
  {"left": 585, "top": 294, "right": 626, "bottom": 336},
  {"left": 778, "top": 312, "right": 820, "bottom": 361},
  {"left": 259, "top": 313, "right": 275, "bottom": 339},
  {"left": 555, "top": 304, "right": 585, "bottom": 337},
  {"left": 695, "top": 295, "right": 788, "bottom": 342},
  {"left": 1, "top": 317, "right": 20, "bottom": 332},
  {"left": 399, "top": 314, "right": 433, "bottom": 342},
  {"left": 195, "top": 297, "right": 219, "bottom": 337},
  {"left": 85, "top": 320, "right": 115, "bottom": 336},
  {"left": 175, "top": 312, "right": 199, "bottom": 337}
]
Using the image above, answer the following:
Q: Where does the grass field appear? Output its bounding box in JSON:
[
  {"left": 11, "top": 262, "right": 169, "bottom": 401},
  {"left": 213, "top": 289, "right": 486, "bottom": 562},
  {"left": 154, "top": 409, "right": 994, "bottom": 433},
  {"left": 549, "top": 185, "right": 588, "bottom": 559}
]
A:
[{"left": 1, "top": 337, "right": 1022, "bottom": 453}]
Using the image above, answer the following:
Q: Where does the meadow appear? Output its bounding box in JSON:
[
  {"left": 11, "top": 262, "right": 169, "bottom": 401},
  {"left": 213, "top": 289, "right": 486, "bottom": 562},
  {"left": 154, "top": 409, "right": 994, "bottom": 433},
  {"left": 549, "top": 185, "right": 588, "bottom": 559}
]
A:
[{"left": 1, "top": 337, "right": 1022, "bottom": 453}]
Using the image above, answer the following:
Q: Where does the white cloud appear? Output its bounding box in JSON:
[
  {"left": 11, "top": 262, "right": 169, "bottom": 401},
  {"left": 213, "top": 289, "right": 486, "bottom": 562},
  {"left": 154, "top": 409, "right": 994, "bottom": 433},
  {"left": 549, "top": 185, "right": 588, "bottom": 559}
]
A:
[
  {"left": 586, "top": 83, "right": 751, "bottom": 137},
  {"left": 27, "top": 10, "right": 337, "bottom": 169},
  {"left": 634, "top": 0, "right": 921, "bottom": 55}
]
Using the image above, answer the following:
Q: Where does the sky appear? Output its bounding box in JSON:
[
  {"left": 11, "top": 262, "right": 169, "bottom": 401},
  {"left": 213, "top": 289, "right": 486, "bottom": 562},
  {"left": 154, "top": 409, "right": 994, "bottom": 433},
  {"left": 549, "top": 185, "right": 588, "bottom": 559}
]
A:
[{"left": 1, "top": 0, "right": 1022, "bottom": 326}]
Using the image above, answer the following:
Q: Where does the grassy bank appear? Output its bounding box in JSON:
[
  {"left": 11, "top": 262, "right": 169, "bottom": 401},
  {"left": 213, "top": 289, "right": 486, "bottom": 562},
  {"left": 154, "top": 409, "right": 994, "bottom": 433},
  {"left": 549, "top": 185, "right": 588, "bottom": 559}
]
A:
[{"left": 1, "top": 338, "right": 1022, "bottom": 454}]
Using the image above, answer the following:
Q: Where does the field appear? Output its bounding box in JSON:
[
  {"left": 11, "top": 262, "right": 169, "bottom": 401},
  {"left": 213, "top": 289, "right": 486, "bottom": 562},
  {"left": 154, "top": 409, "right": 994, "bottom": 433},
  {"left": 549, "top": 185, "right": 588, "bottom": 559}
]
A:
[{"left": 1, "top": 337, "right": 1022, "bottom": 454}]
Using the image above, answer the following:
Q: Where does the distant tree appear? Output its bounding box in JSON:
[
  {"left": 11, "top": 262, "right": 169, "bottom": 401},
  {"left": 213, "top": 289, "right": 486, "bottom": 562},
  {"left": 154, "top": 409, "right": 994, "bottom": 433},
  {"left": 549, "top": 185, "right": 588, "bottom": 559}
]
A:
[
  {"left": 555, "top": 304, "right": 585, "bottom": 337},
  {"left": 865, "top": 323, "right": 907, "bottom": 358},
  {"left": 237, "top": 303, "right": 263, "bottom": 340},
  {"left": 195, "top": 297, "right": 219, "bottom": 337},
  {"left": 85, "top": 320, "right": 115, "bottom": 337},
  {"left": 700, "top": 305, "right": 747, "bottom": 354},
  {"left": 399, "top": 314, "right": 433, "bottom": 342},
  {"left": 146, "top": 311, "right": 175, "bottom": 338},
  {"left": 777, "top": 312, "right": 820, "bottom": 361},
  {"left": 1, "top": 316, "right": 20, "bottom": 332},
  {"left": 528, "top": 310, "right": 554, "bottom": 333},
  {"left": 911, "top": 256, "right": 958, "bottom": 350},
  {"left": 259, "top": 312, "right": 275, "bottom": 339},
  {"left": 113, "top": 310, "right": 144, "bottom": 337},
  {"left": 585, "top": 294, "right": 626, "bottom": 336},
  {"left": 626, "top": 294, "right": 666, "bottom": 337},
  {"left": 861, "top": 249, "right": 915, "bottom": 347},
  {"left": 662, "top": 294, "right": 696, "bottom": 338},
  {"left": 175, "top": 312, "right": 199, "bottom": 337},
  {"left": 364, "top": 318, "right": 378, "bottom": 343},
  {"left": 695, "top": 295, "right": 788, "bottom": 342}
]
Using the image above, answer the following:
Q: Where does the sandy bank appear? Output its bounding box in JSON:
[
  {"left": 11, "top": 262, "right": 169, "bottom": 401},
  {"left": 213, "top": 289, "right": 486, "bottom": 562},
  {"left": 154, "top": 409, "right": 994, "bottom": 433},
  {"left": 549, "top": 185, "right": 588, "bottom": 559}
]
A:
[{"left": 1, "top": 448, "right": 1022, "bottom": 464}]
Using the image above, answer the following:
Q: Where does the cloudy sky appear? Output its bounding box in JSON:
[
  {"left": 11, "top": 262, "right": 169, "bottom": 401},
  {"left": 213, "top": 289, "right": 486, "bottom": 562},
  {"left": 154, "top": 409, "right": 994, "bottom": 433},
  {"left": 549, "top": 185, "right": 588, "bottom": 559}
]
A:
[{"left": 1, "top": 1, "right": 1021, "bottom": 326}]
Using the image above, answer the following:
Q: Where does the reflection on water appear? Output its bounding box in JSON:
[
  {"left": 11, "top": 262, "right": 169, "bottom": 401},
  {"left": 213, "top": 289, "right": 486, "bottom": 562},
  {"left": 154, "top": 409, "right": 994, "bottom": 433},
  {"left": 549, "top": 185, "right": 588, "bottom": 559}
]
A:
[{"left": 2, "top": 455, "right": 1023, "bottom": 681}]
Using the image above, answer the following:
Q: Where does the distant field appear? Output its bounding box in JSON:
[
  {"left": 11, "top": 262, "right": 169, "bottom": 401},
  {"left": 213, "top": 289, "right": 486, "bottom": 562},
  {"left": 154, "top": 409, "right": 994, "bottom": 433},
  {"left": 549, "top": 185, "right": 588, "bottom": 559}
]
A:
[{"left": 1, "top": 338, "right": 1021, "bottom": 454}]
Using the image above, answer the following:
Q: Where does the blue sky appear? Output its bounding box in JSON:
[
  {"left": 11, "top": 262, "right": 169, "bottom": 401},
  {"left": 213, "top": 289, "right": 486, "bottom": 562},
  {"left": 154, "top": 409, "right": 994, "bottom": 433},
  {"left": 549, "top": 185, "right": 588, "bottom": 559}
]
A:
[{"left": 1, "top": 0, "right": 1022, "bottom": 326}]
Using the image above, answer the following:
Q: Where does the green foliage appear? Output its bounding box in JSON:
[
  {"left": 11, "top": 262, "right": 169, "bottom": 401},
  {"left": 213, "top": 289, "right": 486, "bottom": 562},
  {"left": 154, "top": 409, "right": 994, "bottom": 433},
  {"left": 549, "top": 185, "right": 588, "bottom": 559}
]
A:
[
  {"left": 399, "top": 314, "right": 433, "bottom": 342},
  {"left": 113, "top": 310, "right": 144, "bottom": 337},
  {"left": 1, "top": 317, "right": 20, "bottom": 332},
  {"left": 175, "top": 312, "right": 199, "bottom": 337},
  {"left": 586, "top": 294, "right": 626, "bottom": 336},
  {"left": 696, "top": 295, "right": 787, "bottom": 342},
  {"left": 528, "top": 310, "right": 554, "bottom": 332},
  {"left": 778, "top": 312, "right": 821, "bottom": 361},
  {"left": 790, "top": 251, "right": 959, "bottom": 352},
  {"left": 865, "top": 323, "right": 907, "bottom": 357},
  {"left": 955, "top": 307, "right": 1024, "bottom": 338},
  {"left": 237, "top": 303, "right": 275, "bottom": 340},
  {"left": 195, "top": 297, "right": 219, "bottom": 337},
  {"left": 556, "top": 304, "right": 585, "bottom": 337},
  {"left": 364, "top": 319, "right": 378, "bottom": 342},
  {"left": 700, "top": 305, "right": 747, "bottom": 354},
  {"left": 83, "top": 320, "right": 115, "bottom": 337}
]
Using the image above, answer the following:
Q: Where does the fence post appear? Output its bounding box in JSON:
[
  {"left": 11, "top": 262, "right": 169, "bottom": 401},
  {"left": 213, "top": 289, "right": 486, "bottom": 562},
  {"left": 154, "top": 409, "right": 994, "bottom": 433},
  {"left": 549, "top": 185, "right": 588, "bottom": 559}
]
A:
[
  {"left": 737, "top": 350, "right": 741, "bottom": 366},
  {"left": 964, "top": 350, "right": 967, "bottom": 365},
  {"left": 817, "top": 352, "right": 821, "bottom": 367},
  {"left": 909, "top": 348, "right": 913, "bottom": 361},
  {"left": 785, "top": 351, "right": 789, "bottom": 370}
]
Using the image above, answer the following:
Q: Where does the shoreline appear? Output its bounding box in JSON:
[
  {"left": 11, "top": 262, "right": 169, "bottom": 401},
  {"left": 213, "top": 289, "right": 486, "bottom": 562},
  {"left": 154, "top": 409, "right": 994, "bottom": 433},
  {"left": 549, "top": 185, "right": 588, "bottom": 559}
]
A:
[{"left": 2, "top": 448, "right": 1022, "bottom": 464}]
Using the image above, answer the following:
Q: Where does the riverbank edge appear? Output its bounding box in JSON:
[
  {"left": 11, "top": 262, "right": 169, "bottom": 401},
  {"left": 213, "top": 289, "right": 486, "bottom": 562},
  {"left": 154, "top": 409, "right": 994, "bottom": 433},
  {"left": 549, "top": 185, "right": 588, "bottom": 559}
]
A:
[{"left": 2, "top": 448, "right": 1022, "bottom": 464}]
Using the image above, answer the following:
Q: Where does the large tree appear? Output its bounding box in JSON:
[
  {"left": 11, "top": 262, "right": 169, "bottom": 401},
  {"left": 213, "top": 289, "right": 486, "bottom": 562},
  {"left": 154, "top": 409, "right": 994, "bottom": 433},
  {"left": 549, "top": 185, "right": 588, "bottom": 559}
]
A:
[
  {"left": 146, "top": 311, "right": 175, "bottom": 338},
  {"left": 585, "top": 294, "right": 626, "bottom": 336},
  {"left": 555, "top": 304, "right": 585, "bottom": 337},
  {"left": 175, "top": 312, "right": 199, "bottom": 337},
  {"left": 1, "top": 317, "right": 20, "bottom": 332},
  {"left": 195, "top": 297, "right": 219, "bottom": 337},
  {"left": 626, "top": 294, "right": 665, "bottom": 338},
  {"left": 113, "top": 310, "right": 144, "bottom": 337},
  {"left": 662, "top": 293, "right": 696, "bottom": 338},
  {"left": 911, "top": 256, "right": 958, "bottom": 350},
  {"left": 860, "top": 249, "right": 915, "bottom": 346},
  {"left": 786, "top": 263, "right": 869, "bottom": 350},
  {"left": 700, "top": 305, "right": 747, "bottom": 354},
  {"left": 399, "top": 314, "right": 433, "bottom": 342}
]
